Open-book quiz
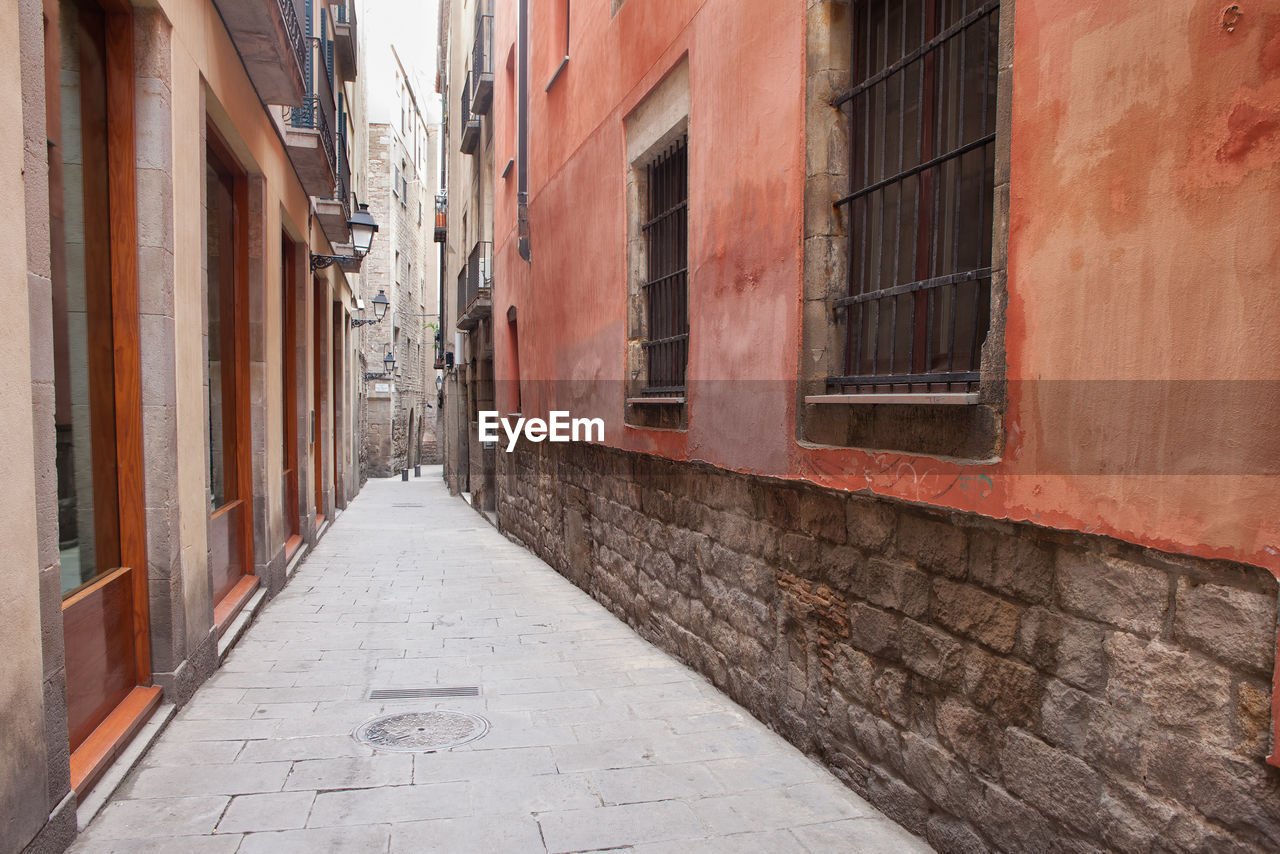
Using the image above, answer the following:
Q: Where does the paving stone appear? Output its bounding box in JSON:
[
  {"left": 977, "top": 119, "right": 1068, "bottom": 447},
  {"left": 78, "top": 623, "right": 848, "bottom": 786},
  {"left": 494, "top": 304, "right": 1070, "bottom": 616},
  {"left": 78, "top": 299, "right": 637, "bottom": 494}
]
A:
[
  {"left": 74, "top": 795, "right": 229, "bottom": 841},
  {"left": 390, "top": 815, "right": 546, "bottom": 853},
  {"left": 236, "top": 734, "right": 374, "bottom": 763},
  {"left": 308, "top": 782, "right": 471, "bottom": 826},
  {"left": 467, "top": 772, "right": 602, "bottom": 815},
  {"left": 235, "top": 823, "right": 392, "bottom": 854},
  {"left": 142, "top": 740, "right": 245, "bottom": 767},
  {"left": 283, "top": 755, "right": 414, "bottom": 790},
  {"left": 121, "top": 761, "right": 292, "bottom": 799},
  {"left": 592, "top": 762, "right": 725, "bottom": 804},
  {"left": 216, "top": 791, "right": 316, "bottom": 833},
  {"left": 537, "top": 800, "right": 705, "bottom": 853},
  {"left": 703, "top": 753, "right": 823, "bottom": 792},
  {"left": 68, "top": 834, "right": 244, "bottom": 854},
  {"left": 792, "top": 817, "right": 935, "bottom": 853},
  {"left": 413, "top": 745, "right": 559, "bottom": 782}
]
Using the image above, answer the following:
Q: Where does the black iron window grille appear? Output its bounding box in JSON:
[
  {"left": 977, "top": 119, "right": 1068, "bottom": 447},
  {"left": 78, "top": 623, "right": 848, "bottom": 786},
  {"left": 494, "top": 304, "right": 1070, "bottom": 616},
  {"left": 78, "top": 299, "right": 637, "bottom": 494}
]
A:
[
  {"left": 641, "top": 134, "right": 689, "bottom": 396},
  {"left": 832, "top": 0, "right": 999, "bottom": 394}
]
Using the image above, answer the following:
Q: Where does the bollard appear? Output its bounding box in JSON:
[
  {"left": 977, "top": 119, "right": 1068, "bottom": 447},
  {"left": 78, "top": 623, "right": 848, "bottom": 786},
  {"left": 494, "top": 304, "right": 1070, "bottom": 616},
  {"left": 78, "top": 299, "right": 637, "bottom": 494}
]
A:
[
  {"left": 401, "top": 468, "right": 409, "bottom": 481},
  {"left": 414, "top": 465, "right": 421, "bottom": 477}
]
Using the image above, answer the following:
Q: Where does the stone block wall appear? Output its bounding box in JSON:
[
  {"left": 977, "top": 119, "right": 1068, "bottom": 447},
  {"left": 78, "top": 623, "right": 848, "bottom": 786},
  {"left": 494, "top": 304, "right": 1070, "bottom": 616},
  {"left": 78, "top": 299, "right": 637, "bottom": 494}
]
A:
[
  {"left": 498, "top": 441, "right": 1280, "bottom": 853},
  {"left": 359, "top": 125, "right": 433, "bottom": 478}
]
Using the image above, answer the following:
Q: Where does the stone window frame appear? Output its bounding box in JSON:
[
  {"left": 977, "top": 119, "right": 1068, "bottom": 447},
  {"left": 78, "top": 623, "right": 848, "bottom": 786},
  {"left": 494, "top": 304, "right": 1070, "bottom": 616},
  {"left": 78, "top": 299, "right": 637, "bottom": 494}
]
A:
[
  {"left": 623, "top": 57, "right": 690, "bottom": 432},
  {"left": 799, "top": 0, "right": 1013, "bottom": 461}
]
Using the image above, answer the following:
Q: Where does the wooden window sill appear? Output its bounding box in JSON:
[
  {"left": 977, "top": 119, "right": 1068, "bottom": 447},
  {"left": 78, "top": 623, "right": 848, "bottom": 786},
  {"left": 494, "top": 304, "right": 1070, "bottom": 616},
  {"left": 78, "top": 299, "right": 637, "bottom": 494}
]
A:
[
  {"left": 805, "top": 392, "right": 979, "bottom": 406},
  {"left": 626, "top": 396, "right": 685, "bottom": 405},
  {"left": 70, "top": 685, "right": 162, "bottom": 796},
  {"left": 214, "top": 574, "right": 260, "bottom": 638}
]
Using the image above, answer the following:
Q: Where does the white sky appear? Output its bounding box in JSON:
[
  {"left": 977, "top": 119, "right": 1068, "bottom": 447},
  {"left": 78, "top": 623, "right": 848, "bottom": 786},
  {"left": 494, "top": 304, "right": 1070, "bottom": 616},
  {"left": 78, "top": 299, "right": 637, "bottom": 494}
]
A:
[{"left": 360, "top": 0, "right": 443, "bottom": 126}]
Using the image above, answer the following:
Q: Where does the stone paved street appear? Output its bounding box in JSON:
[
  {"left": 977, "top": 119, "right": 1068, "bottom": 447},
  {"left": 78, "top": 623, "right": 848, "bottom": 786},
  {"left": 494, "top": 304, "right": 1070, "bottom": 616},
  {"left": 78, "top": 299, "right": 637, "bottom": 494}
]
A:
[{"left": 71, "top": 471, "right": 932, "bottom": 853}]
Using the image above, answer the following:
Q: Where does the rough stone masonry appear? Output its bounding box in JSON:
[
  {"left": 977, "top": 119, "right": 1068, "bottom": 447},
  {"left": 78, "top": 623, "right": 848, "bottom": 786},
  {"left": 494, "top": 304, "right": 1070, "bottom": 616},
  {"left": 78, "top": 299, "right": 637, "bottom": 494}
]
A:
[{"left": 496, "top": 442, "right": 1280, "bottom": 853}]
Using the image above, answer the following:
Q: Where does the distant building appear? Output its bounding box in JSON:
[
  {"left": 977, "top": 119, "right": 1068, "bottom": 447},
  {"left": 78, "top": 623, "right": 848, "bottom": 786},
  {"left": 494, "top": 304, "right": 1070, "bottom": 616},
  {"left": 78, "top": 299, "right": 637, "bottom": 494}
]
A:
[
  {"left": 358, "top": 45, "right": 441, "bottom": 479},
  {"left": 438, "top": 0, "right": 497, "bottom": 510}
]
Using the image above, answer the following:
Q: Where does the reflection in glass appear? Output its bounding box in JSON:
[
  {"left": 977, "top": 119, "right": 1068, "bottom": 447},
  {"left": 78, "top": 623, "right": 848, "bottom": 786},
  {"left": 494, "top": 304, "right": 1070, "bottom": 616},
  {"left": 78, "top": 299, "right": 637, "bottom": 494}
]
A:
[
  {"left": 207, "top": 159, "right": 226, "bottom": 509},
  {"left": 53, "top": 0, "right": 118, "bottom": 596}
]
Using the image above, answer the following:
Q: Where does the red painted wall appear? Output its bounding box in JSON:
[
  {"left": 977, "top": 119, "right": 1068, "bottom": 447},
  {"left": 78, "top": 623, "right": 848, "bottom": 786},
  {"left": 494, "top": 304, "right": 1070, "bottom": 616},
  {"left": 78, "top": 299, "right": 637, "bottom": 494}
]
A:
[{"left": 491, "top": 0, "right": 1280, "bottom": 574}]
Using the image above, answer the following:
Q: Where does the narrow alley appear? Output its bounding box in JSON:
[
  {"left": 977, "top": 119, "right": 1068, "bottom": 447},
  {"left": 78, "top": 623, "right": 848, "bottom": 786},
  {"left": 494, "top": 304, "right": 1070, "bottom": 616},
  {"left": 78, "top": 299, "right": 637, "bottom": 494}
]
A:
[{"left": 69, "top": 472, "right": 930, "bottom": 853}]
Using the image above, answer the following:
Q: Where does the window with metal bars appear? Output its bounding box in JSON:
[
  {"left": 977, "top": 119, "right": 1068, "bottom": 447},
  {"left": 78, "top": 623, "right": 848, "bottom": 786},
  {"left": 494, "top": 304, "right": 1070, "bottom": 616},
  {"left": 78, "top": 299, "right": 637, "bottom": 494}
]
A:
[
  {"left": 832, "top": 0, "right": 999, "bottom": 395},
  {"left": 641, "top": 135, "right": 689, "bottom": 396}
]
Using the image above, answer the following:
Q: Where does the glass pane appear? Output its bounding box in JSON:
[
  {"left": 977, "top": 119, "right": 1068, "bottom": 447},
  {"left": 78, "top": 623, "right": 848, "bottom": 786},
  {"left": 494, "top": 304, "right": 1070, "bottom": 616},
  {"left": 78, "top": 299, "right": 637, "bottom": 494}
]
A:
[
  {"left": 206, "top": 153, "right": 235, "bottom": 510},
  {"left": 54, "top": 0, "right": 118, "bottom": 596}
]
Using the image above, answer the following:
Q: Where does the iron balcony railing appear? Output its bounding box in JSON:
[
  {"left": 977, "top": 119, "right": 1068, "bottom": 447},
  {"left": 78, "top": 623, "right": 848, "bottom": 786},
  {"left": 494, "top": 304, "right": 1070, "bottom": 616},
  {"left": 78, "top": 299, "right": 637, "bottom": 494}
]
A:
[
  {"left": 456, "top": 266, "right": 467, "bottom": 330},
  {"left": 470, "top": 0, "right": 494, "bottom": 115},
  {"left": 456, "top": 241, "right": 492, "bottom": 329},
  {"left": 331, "top": 1, "right": 357, "bottom": 81},
  {"left": 460, "top": 77, "right": 480, "bottom": 155},
  {"left": 335, "top": 128, "right": 351, "bottom": 222},
  {"left": 434, "top": 193, "right": 447, "bottom": 243},
  {"left": 278, "top": 0, "right": 308, "bottom": 89},
  {"left": 284, "top": 37, "right": 337, "bottom": 180}
]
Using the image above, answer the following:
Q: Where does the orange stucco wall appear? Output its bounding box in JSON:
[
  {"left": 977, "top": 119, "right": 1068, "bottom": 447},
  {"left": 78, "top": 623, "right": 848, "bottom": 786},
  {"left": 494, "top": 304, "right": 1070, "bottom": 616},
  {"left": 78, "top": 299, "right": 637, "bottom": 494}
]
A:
[{"left": 492, "top": 0, "right": 1280, "bottom": 574}]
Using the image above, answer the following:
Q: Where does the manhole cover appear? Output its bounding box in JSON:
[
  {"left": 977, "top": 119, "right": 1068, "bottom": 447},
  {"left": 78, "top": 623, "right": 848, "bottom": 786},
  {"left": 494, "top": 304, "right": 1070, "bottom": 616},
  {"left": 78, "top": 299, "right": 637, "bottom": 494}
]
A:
[{"left": 353, "top": 710, "right": 490, "bottom": 753}]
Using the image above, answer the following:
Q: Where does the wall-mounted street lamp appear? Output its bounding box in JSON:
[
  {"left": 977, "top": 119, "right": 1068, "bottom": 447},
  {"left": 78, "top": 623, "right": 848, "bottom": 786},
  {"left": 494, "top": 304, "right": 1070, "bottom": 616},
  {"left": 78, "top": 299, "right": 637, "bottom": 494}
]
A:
[
  {"left": 312, "top": 203, "right": 381, "bottom": 271},
  {"left": 363, "top": 349, "right": 396, "bottom": 381},
  {"left": 351, "top": 289, "right": 390, "bottom": 328}
]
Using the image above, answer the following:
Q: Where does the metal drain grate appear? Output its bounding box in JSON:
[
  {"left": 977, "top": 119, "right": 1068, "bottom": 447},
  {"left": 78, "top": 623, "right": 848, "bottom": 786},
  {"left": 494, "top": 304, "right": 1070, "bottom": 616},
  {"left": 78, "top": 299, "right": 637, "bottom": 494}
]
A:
[
  {"left": 353, "top": 710, "right": 490, "bottom": 752},
  {"left": 369, "top": 686, "right": 481, "bottom": 700},
  {"left": 392, "top": 503, "right": 424, "bottom": 508}
]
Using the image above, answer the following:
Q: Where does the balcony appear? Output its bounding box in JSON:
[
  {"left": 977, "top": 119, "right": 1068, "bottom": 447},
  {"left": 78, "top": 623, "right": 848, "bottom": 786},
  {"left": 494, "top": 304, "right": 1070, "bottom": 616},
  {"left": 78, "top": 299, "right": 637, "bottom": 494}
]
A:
[
  {"left": 470, "top": 0, "right": 493, "bottom": 115},
  {"left": 284, "top": 38, "right": 337, "bottom": 200},
  {"left": 213, "top": 0, "right": 307, "bottom": 107},
  {"left": 315, "top": 129, "right": 352, "bottom": 247},
  {"left": 331, "top": 3, "right": 357, "bottom": 82},
  {"left": 460, "top": 78, "right": 480, "bottom": 155},
  {"left": 434, "top": 193, "right": 447, "bottom": 243},
  {"left": 456, "top": 241, "right": 493, "bottom": 330}
]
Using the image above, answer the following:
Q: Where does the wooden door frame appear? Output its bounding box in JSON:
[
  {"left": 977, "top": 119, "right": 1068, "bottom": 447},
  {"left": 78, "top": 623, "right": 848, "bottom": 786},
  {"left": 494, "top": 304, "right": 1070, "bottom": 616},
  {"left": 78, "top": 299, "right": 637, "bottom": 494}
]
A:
[
  {"left": 48, "top": 0, "right": 149, "bottom": 673},
  {"left": 312, "top": 276, "right": 327, "bottom": 524},
  {"left": 206, "top": 124, "right": 256, "bottom": 615},
  {"left": 46, "top": 0, "right": 156, "bottom": 784},
  {"left": 282, "top": 235, "right": 302, "bottom": 558},
  {"left": 104, "top": 0, "right": 149, "bottom": 681},
  {"left": 331, "top": 299, "right": 345, "bottom": 509}
]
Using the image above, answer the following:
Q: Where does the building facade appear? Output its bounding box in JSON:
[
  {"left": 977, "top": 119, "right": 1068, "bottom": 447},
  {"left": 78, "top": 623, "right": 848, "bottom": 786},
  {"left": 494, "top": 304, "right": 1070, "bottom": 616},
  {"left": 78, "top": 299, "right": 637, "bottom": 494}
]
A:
[
  {"left": 438, "top": 0, "right": 498, "bottom": 511},
  {"left": 358, "top": 47, "right": 441, "bottom": 479},
  {"left": 3, "top": 0, "right": 372, "bottom": 849},
  {"left": 440, "top": 0, "right": 1280, "bottom": 851}
]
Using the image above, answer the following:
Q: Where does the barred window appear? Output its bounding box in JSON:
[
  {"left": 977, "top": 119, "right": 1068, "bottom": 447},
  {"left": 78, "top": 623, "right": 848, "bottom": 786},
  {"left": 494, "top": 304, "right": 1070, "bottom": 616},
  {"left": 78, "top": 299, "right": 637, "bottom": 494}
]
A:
[
  {"left": 641, "top": 134, "right": 688, "bottom": 395},
  {"left": 832, "top": 0, "right": 999, "bottom": 394}
]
